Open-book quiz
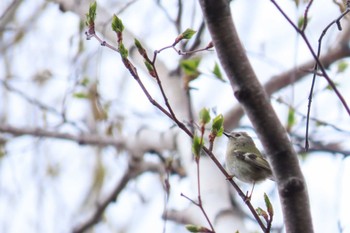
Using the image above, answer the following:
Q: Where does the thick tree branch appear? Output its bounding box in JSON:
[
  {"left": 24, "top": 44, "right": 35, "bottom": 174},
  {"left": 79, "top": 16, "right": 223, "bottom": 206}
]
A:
[{"left": 199, "top": 1, "right": 313, "bottom": 233}]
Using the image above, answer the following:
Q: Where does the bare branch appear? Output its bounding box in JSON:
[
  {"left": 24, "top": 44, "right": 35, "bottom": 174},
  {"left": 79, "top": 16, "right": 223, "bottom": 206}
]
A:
[
  {"left": 223, "top": 18, "right": 350, "bottom": 130},
  {"left": 72, "top": 161, "right": 165, "bottom": 233},
  {"left": 1, "top": 80, "right": 85, "bottom": 130},
  {"left": 0, "top": 124, "right": 123, "bottom": 148},
  {"left": 269, "top": 1, "right": 350, "bottom": 152}
]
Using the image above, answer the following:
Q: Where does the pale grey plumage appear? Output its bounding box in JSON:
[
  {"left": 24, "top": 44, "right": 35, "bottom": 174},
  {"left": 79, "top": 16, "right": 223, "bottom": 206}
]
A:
[{"left": 224, "top": 131, "right": 273, "bottom": 184}]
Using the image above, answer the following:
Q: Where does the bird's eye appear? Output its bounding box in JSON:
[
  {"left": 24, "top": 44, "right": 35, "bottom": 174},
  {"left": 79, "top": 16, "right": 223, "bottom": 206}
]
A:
[{"left": 234, "top": 133, "right": 241, "bottom": 137}]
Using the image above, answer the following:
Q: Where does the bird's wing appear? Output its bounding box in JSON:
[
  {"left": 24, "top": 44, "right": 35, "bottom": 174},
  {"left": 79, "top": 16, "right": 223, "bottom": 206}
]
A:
[{"left": 235, "top": 151, "right": 271, "bottom": 171}]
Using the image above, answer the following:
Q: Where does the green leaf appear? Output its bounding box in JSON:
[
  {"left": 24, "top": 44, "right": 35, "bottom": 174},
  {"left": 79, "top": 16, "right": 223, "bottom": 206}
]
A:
[
  {"left": 256, "top": 207, "right": 269, "bottom": 221},
  {"left": 325, "top": 82, "right": 339, "bottom": 91},
  {"left": 297, "top": 16, "right": 305, "bottom": 29},
  {"left": 134, "top": 38, "right": 142, "bottom": 49},
  {"left": 0, "top": 144, "right": 6, "bottom": 159},
  {"left": 174, "top": 29, "right": 196, "bottom": 44},
  {"left": 111, "top": 14, "right": 124, "bottom": 33},
  {"left": 144, "top": 60, "right": 156, "bottom": 77},
  {"left": 80, "top": 76, "right": 90, "bottom": 86},
  {"left": 315, "top": 120, "right": 326, "bottom": 127},
  {"left": 299, "top": 151, "right": 309, "bottom": 161},
  {"left": 337, "top": 60, "right": 348, "bottom": 73},
  {"left": 181, "top": 28, "right": 196, "bottom": 40},
  {"left": 212, "top": 62, "right": 225, "bottom": 82},
  {"left": 192, "top": 135, "right": 203, "bottom": 158},
  {"left": 211, "top": 114, "right": 224, "bottom": 136},
  {"left": 85, "top": 1, "right": 97, "bottom": 26},
  {"left": 298, "top": 15, "right": 311, "bottom": 30},
  {"left": 180, "top": 58, "right": 201, "bottom": 76},
  {"left": 118, "top": 43, "right": 128, "bottom": 58},
  {"left": 294, "top": 0, "right": 299, "bottom": 7},
  {"left": 185, "top": 224, "right": 211, "bottom": 232},
  {"left": 134, "top": 38, "right": 147, "bottom": 57},
  {"left": 73, "top": 92, "right": 89, "bottom": 99},
  {"left": 185, "top": 225, "right": 200, "bottom": 232},
  {"left": 264, "top": 193, "right": 274, "bottom": 217},
  {"left": 286, "top": 107, "right": 296, "bottom": 131},
  {"left": 199, "top": 108, "right": 211, "bottom": 125}
]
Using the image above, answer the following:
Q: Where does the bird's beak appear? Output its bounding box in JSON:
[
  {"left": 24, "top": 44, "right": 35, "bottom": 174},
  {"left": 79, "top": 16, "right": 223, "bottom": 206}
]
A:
[{"left": 223, "top": 132, "right": 229, "bottom": 137}]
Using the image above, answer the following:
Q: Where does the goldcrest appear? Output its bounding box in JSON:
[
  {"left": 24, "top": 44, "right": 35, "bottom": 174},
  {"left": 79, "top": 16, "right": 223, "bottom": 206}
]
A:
[{"left": 224, "top": 131, "right": 274, "bottom": 185}]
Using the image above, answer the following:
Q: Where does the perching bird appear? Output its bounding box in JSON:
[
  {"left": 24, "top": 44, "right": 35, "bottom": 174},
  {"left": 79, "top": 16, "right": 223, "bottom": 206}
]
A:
[{"left": 224, "top": 131, "right": 274, "bottom": 197}]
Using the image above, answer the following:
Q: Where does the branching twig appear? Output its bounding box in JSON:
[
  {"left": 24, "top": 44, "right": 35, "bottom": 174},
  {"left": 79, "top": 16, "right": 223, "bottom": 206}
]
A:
[
  {"left": 85, "top": 6, "right": 269, "bottom": 231},
  {"left": 300, "top": 0, "right": 314, "bottom": 32},
  {"left": 274, "top": 96, "right": 350, "bottom": 134},
  {"left": 72, "top": 161, "right": 165, "bottom": 233},
  {"left": 0, "top": 79, "right": 85, "bottom": 131},
  {"left": 305, "top": 6, "right": 350, "bottom": 150},
  {"left": 269, "top": 0, "right": 350, "bottom": 151},
  {"left": 180, "top": 150, "right": 215, "bottom": 233},
  {"left": 224, "top": 38, "right": 350, "bottom": 130},
  {"left": 86, "top": 13, "right": 269, "bottom": 232},
  {"left": 201, "top": 147, "right": 268, "bottom": 232}
]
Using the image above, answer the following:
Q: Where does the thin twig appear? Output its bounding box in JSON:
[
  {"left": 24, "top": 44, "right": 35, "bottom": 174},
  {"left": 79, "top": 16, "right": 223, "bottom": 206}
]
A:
[
  {"left": 0, "top": 79, "right": 85, "bottom": 131},
  {"left": 72, "top": 161, "right": 164, "bottom": 233},
  {"left": 86, "top": 18, "right": 268, "bottom": 232},
  {"left": 270, "top": 0, "right": 350, "bottom": 151},
  {"left": 266, "top": 214, "right": 273, "bottom": 232},
  {"left": 274, "top": 96, "right": 350, "bottom": 134},
  {"left": 305, "top": 6, "right": 350, "bottom": 150},
  {"left": 196, "top": 155, "right": 215, "bottom": 232},
  {"left": 301, "top": 0, "right": 314, "bottom": 32}
]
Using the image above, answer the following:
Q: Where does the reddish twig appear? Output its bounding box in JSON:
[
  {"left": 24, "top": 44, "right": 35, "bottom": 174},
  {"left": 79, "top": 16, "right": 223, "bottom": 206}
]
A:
[{"left": 86, "top": 18, "right": 268, "bottom": 232}]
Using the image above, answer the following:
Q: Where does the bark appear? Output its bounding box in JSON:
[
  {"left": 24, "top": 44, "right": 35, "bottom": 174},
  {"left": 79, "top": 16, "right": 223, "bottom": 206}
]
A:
[{"left": 199, "top": 1, "right": 314, "bottom": 232}]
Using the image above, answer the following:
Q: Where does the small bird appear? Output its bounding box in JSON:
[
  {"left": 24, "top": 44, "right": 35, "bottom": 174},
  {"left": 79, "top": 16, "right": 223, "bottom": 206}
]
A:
[{"left": 224, "top": 131, "right": 274, "bottom": 198}]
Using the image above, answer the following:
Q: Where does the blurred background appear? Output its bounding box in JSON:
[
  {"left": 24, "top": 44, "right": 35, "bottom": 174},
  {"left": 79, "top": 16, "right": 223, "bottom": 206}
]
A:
[{"left": 1, "top": 0, "right": 350, "bottom": 232}]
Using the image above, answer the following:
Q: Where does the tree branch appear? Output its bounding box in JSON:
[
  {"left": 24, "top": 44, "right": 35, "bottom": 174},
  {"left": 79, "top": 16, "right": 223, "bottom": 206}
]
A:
[
  {"left": 72, "top": 161, "right": 165, "bottom": 233},
  {"left": 198, "top": 1, "right": 313, "bottom": 232},
  {"left": 0, "top": 124, "right": 124, "bottom": 147},
  {"left": 224, "top": 24, "right": 350, "bottom": 130}
]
